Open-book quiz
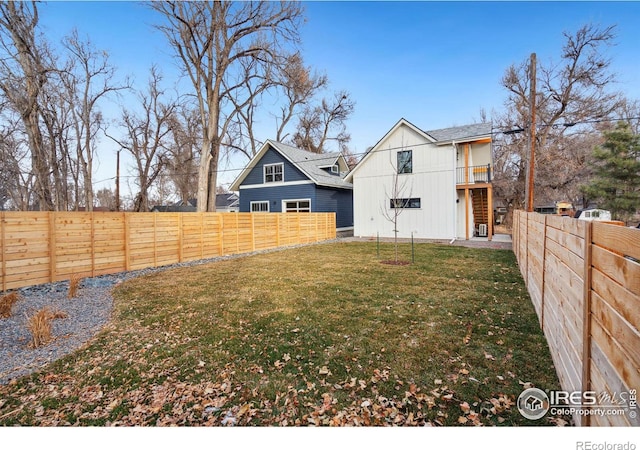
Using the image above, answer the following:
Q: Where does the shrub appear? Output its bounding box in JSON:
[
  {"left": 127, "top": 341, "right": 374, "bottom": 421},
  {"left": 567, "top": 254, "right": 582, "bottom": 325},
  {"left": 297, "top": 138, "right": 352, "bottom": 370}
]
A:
[{"left": 0, "top": 292, "right": 21, "bottom": 318}]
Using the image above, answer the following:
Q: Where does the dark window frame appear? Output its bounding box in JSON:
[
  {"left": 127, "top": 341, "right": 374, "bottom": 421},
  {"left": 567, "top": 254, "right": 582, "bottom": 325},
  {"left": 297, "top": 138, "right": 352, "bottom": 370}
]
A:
[
  {"left": 390, "top": 198, "right": 421, "bottom": 209},
  {"left": 397, "top": 150, "right": 412, "bottom": 174}
]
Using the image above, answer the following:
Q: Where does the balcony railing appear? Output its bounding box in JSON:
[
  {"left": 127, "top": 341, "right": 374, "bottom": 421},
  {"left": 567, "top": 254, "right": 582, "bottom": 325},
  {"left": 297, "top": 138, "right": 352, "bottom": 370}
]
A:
[{"left": 456, "top": 164, "right": 491, "bottom": 185}]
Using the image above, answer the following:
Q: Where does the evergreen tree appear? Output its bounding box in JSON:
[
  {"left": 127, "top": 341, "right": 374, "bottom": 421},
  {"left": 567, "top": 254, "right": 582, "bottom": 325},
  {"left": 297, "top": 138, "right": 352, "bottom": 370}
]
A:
[{"left": 582, "top": 122, "right": 640, "bottom": 222}]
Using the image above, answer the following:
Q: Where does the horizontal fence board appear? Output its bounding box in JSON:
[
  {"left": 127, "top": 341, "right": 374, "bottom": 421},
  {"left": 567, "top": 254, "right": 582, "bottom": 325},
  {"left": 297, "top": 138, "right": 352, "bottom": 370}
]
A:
[
  {"left": 591, "top": 291, "right": 640, "bottom": 380},
  {"left": 513, "top": 211, "right": 640, "bottom": 427},
  {"left": 1, "top": 211, "right": 335, "bottom": 291},
  {"left": 592, "top": 245, "right": 640, "bottom": 298},
  {"left": 593, "top": 222, "right": 640, "bottom": 261},
  {"left": 591, "top": 317, "right": 640, "bottom": 399},
  {"left": 591, "top": 269, "right": 640, "bottom": 332}
]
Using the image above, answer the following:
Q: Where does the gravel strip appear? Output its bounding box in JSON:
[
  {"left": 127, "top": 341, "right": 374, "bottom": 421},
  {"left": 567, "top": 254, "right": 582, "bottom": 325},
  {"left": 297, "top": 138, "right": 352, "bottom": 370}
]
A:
[{"left": 0, "top": 241, "right": 337, "bottom": 386}]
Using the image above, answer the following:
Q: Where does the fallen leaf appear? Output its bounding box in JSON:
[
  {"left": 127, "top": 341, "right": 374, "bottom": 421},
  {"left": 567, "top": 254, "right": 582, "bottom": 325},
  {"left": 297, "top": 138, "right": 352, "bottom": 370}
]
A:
[{"left": 460, "top": 401, "right": 470, "bottom": 414}]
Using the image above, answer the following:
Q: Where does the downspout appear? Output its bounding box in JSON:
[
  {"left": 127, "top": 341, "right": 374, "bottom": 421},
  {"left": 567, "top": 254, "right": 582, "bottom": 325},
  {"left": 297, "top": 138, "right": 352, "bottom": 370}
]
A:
[{"left": 451, "top": 141, "right": 457, "bottom": 243}]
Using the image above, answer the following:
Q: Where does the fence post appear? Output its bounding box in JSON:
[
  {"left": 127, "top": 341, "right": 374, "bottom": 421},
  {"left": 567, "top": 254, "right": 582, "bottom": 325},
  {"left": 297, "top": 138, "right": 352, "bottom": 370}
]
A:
[
  {"left": 200, "top": 213, "right": 205, "bottom": 259},
  {"left": 178, "top": 213, "right": 183, "bottom": 263},
  {"left": 90, "top": 212, "right": 95, "bottom": 277},
  {"left": 581, "top": 221, "right": 593, "bottom": 426},
  {"left": 525, "top": 212, "right": 530, "bottom": 287},
  {"left": 124, "top": 212, "right": 131, "bottom": 271},
  {"left": 251, "top": 213, "right": 256, "bottom": 251},
  {"left": 540, "top": 215, "right": 547, "bottom": 330},
  {"left": 218, "top": 213, "right": 224, "bottom": 256},
  {"left": 153, "top": 213, "right": 158, "bottom": 268},
  {"left": 49, "top": 212, "right": 57, "bottom": 283}
]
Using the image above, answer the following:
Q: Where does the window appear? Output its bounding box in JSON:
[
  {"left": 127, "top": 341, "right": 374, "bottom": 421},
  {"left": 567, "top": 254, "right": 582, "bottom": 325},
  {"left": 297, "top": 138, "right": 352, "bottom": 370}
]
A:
[
  {"left": 390, "top": 198, "right": 421, "bottom": 209},
  {"left": 250, "top": 201, "right": 269, "bottom": 212},
  {"left": 397, "top": 150, "right": 412, "bottom": 174},
  {"left": 331, "top": 165, "right": 339, "bottom": 174},
  {"left": 283, "top": 199, "right": 311, "bottom": 213},
  {"left": 264, "top": 163, "right": 283, "bottom": 183}
]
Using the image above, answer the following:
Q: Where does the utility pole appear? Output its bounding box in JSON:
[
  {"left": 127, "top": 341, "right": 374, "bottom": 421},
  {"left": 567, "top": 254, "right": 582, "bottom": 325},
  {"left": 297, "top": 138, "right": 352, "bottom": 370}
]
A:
[{"left": 525, "top": 53, "right": 537, "bottom": 212}]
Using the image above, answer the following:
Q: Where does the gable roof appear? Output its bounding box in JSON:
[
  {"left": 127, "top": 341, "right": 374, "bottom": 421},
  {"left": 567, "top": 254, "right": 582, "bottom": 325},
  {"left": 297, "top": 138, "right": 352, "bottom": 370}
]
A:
[
  {"left": 345, "top": 118, "right": 492, "bottom": 182},
  {"left": 230, "top": 140, "right": 352, "bottom": 191},
  {"left": 215, "top": 192, "right": 239, "bottom": 209},
  {"left": 426, "top": 122, "right": 492, "bottom": 144}
]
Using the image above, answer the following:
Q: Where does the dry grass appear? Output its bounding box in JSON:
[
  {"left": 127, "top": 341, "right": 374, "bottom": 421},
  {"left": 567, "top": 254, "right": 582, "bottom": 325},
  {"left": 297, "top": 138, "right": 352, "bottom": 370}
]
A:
[
  {"left": 26, "top": 308, "right": 53, "bottom": 348},
  {"left": 68, "top": 274, "right": 82, "bottom": 299},
  {"left": 26, "top": 308, "right": 68, "bottom": 348},
  {"left": 0, "top": 292, "right": 21, "bottom": 318}
]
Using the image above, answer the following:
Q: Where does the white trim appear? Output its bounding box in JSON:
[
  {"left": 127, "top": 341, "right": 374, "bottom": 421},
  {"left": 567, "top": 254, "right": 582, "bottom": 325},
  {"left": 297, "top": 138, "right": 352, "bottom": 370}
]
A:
[
  {"left": 250, "top": 201, "right": 270, "bottom": 212},
  {"left": 282, "top": 198, "right": 311, "bottom": 213},
  {"left": 263, "top": 162, "right": 284, "bottom": 183},
  {"left": 239, "top": 180, "right": 314, "bottom": 190}
]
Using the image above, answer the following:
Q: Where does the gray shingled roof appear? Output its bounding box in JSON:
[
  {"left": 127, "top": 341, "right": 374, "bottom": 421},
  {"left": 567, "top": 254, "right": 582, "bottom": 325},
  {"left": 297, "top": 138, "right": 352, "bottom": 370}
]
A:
[
  {"left": 426, "top": 123, "right": 492, "bottom": 142},
  {"left": 268, "top": 140, "right": 352, "bottom": 189}
]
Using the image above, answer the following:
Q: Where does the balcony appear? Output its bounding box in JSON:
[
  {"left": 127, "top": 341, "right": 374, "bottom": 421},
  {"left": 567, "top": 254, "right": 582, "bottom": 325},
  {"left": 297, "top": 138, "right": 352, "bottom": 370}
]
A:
[{"left": 456, "top": 164, "right": 491, "bottom": 185}]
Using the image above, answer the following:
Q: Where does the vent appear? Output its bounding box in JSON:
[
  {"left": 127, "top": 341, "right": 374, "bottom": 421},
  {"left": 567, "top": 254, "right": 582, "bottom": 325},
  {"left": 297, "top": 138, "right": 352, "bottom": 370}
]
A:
[{"left": 478, "top": 223, "right": 487, "bottom": 237}]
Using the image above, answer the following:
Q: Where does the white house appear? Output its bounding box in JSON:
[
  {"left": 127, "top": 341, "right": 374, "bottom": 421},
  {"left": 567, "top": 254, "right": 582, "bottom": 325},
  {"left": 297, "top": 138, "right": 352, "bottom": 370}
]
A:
[{"left": 345, "top": 118, "right": 493, "bottom": 240}]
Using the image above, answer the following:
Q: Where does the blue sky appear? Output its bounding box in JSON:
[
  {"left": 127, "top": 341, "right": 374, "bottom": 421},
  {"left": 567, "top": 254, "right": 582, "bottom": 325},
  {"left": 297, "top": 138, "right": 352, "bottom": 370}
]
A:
[{"left": 36, "top": 1, "right": 640, "bottom": 193}]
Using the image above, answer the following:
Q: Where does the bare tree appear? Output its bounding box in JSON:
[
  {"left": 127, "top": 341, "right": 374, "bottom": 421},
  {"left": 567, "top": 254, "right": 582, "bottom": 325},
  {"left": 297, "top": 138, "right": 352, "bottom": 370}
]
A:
[
  {"left": 60, "top": 29, "right": 129, "bottom": 211},
  {"left": 494, "top": 24, "right": 622, "bottom": 220},
  {"left": 152, "top": 1, "right": 304, "bottom": 212},
  {"left": 165, "top": 104, "right": 200, "bottom": 205},
  {"left": 274, "top": 53, "right": 327, "bottom": 142},
  {"left": 381, "top": 145, "right": 413, "bottom": 263},
  {"left": 107, "top": 67, "right": 176, "bottom": 212},
  {"left": 0, "top": 1, "right": 54, "bottom": 210},
  {"left": 94, "top": 187, "right": 117, "bottom": 211},
  {"left": 0, "top": 117, "right": 33, "bottom": 210},
  {"left": 292, "top": 90, "right": 355, "bottom": 154}
]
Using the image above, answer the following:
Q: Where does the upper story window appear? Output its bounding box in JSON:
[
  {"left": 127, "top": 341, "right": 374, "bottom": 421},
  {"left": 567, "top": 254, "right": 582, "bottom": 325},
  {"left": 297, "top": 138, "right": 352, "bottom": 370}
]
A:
[
  {"left": 397, "top": 150, "right": 412, "bottom": 174},
  {"left": 264, "top": 163, "right": 283, "bottom": 183},
  {"left": 331, "top": 165, "right": 339, "bottom": 174}
]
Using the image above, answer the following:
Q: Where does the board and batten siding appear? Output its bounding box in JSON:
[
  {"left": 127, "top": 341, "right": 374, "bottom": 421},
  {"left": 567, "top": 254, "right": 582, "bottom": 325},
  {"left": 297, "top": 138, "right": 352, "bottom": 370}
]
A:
[{"left": 352, "top": 124, "right": 456, "bottom": 239}]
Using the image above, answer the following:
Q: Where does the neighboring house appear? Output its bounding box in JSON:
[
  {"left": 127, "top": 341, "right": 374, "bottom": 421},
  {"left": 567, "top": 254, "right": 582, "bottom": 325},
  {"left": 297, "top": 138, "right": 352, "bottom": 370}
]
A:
[
  {"left": 230, "top": 140, "right": 353, "bottom": 229},
  {"left": 151, "top": 194, "right": 239, "bottom": 213},
  {"left": 150, "top": 200, "right": 197, "bottom": 213},
  {"left": 215, "top": 193, "right": 239, "bottom": 212},
  {"left": 345, "top": 118, "right": 493, "bottom": 240},
  {"left": 575, "top": 208, "right": 612, "bottom": 221},
  {"left": 534, "top": 201, "right": 575, "bottom": 217}
]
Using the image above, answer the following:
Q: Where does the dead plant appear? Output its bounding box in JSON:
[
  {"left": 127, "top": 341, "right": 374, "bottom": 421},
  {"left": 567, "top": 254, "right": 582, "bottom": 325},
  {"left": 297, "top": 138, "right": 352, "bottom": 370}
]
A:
[
  {"left": 26, "top": 307, "right": 68, "bottom": 348},
  {"left": 68, "top": 274, "right": 82, "bottom": 298},
  {"left": 27, "top": 308, "right": 53, "bottom": 348},
  {"left": 0, "top": 292, "right": 21, "bottom": 318}
]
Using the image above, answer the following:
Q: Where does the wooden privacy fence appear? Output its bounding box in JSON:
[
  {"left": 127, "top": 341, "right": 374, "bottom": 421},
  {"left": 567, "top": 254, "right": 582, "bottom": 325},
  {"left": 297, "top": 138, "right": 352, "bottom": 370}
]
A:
[
  {"left": 513, "top": 211, "right": 639, "bottom": 426},
  {"left": 0, "top": 211, "right": 336, "bottom": 291}
]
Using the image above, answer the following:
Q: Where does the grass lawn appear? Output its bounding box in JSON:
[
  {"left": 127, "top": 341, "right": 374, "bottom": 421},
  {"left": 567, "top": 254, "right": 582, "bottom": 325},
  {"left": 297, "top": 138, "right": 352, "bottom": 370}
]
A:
[{"left": 0, "top": 241, "right": 566, "bottom": 426}]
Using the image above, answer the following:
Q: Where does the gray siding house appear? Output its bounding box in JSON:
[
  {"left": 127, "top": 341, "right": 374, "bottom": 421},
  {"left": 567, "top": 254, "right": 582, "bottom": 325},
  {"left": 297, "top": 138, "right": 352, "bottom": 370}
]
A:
[{"left": 230, "top": 140, "right": 353, "bottom": 229}]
